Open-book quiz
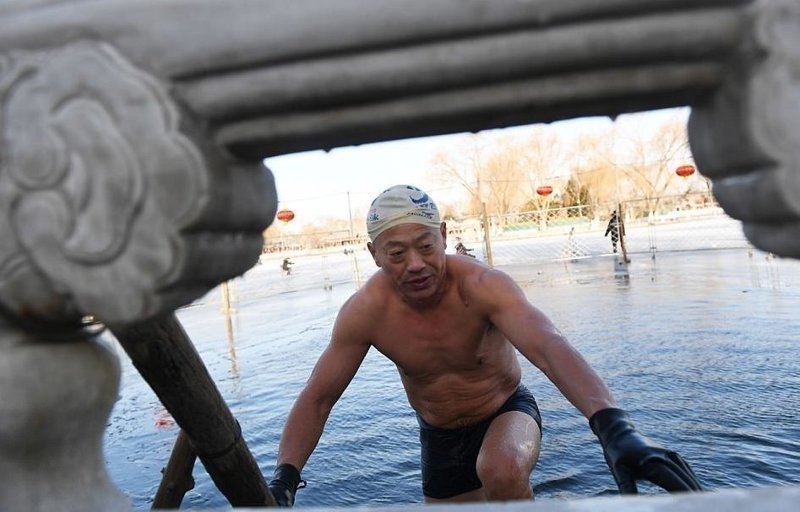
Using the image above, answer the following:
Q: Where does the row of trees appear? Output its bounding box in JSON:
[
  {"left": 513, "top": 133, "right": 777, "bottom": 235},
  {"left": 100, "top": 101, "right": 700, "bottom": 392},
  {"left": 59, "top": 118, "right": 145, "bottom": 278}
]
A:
[
  {"left": 428, "top": 109, "right": 706, "bottom": 222},
  {"left": 265, "top": 109, "right": 709, "bottom": 241}
]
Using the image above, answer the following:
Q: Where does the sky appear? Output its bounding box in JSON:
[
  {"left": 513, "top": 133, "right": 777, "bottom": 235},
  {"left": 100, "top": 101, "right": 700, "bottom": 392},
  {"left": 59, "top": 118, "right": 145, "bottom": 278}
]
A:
[
  {"left": 264, "top": 108, "right": 688, "bottom": 231},
  {"left": 264, "top": 133, "right": 462, "bottom": 230}
]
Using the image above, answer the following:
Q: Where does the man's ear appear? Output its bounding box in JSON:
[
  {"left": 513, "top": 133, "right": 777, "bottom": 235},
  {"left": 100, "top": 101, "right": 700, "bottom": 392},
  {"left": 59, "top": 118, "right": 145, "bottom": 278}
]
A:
[
  {"left": 367, "top": 241, "right": 381, "bottom": 267},
  {"left": 440, "top": 222, "right": 447, "bottom": 249}
]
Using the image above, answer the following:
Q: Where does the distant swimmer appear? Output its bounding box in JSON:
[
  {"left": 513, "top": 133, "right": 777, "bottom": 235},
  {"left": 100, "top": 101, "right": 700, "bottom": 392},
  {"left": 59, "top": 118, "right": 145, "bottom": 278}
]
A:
[
  {"left": 267, "top": 185, "right": 702, "bottom": 506},
  {"left": 454, "top": 237, "right": 475, "bottom": 258}
]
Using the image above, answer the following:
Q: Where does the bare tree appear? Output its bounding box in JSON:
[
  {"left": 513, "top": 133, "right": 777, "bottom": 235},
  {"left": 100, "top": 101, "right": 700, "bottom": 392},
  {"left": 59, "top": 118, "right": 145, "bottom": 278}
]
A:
[
  {"left": 616, "top": 111, "right": 693, "bottom": 218},
  {"left": 428, "top": 132, "right": 529, "bottom": 220},
  {"left": 519, "top": 126, "right": 569, "bottom": 202},
  {"left": 428, "top": 134, "right": 486, "bottom": 217},
  {"left": 482, "top": 134, "right": 530, "bottom": 218},
  {"left": 568, "top": 131, "right": 620, "bottom": 212}
]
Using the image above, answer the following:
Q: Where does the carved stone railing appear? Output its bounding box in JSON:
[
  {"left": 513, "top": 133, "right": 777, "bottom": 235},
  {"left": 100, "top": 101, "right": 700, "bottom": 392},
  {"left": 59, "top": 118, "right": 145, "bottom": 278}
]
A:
[{"left": 1, "top": 0, "right": 798, "bottom": 510}]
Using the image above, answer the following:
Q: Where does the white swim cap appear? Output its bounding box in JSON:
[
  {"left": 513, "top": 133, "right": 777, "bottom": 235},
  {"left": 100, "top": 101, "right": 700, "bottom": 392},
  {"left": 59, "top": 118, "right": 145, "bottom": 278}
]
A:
[{"left": 366, "top": 185, "right": 441, "bottom": 241}]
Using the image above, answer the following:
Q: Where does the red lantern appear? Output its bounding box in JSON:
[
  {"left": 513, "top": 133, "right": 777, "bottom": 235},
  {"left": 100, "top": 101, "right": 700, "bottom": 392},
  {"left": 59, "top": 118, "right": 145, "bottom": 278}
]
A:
[
  {"left": 276, "top": 209, "right": 295, "bottom": 223},
  {"left": 675, "top": 165, "right": 695, "bottom": 178},
  {"left": 536, "top": 185, "right": 553, "bottom": 197}
]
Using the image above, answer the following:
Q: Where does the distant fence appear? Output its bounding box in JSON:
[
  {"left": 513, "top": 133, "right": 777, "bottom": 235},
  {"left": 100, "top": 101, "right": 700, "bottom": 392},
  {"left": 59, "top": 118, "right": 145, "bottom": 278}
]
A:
[
  {"left": 456, "top": 192, "right": 748, "bottom": 266},
  {"left": 193, "top": 192, "right": 751, "bottom": 309}
]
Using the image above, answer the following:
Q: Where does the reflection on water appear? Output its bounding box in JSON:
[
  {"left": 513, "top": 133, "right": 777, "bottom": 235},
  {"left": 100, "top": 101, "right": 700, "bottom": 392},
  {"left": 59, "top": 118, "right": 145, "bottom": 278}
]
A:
[
  {"left": 221, "top": 282, "right": 241, "bottom": 384},
  {"left": 747, "top": 249, "right": 782, "bottom": 290},
  {"left": 104, "top": 249, "right": 800, "bottom": 509},
  {"left": 224, "top": 310, "right": 240, "bottom": 385}
]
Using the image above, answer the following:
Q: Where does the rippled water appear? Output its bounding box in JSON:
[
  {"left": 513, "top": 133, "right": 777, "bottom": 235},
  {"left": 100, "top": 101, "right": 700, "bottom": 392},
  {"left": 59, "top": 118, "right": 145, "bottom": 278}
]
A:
[{"left": 104, "top": 249, "right": 800, "bottom": 509}]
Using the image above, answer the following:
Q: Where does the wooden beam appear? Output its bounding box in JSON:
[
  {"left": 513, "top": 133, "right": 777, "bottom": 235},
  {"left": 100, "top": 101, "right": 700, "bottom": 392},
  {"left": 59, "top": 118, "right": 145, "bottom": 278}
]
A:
[
  {"left": 111, "top": 314, "right": 276, "bottom": 508},
  {"left": 152, "top": 430, "right": 197, "bottom": 510}
]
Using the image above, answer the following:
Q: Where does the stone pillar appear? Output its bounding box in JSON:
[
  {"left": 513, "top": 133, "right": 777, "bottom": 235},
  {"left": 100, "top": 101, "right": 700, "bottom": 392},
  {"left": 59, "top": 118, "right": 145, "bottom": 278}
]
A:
[
  {"left": 0, "top": 40, "right": 275, "bottom": 511},
  {"left": 0, "top": 320, "right": 128, "bottom": 512}
]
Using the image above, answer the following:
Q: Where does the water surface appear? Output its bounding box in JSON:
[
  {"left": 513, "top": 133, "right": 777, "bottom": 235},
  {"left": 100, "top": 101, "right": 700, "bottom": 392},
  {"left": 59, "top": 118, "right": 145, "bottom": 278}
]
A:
[{"left": 104, "top": 249, "right": 800, "bottom": 508}]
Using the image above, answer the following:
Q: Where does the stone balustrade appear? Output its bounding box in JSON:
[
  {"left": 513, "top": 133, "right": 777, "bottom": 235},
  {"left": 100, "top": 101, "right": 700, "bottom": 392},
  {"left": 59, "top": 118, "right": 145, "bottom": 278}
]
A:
[{"left": 1, "top": 0, "right": 798, "bottom": 510}]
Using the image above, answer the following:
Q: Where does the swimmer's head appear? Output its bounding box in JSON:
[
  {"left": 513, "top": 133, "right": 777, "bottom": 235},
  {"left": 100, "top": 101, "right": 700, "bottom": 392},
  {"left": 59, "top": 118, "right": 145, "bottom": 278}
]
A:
[{"left": 366, "top": 185, "right": 441, "bottom": 242}]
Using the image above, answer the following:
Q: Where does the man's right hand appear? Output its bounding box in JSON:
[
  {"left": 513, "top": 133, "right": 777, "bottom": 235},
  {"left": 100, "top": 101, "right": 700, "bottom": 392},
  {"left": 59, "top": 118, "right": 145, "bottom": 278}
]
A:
[
  {"left": 268, "top": 463, "right": 304, "bottom": 507},
  {"left": 589, "top": 408, "right": 702, "bottom": 494}
]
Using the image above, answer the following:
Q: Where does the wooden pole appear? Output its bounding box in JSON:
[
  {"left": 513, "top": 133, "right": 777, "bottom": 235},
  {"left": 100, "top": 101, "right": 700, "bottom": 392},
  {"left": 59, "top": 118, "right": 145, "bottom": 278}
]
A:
[
  {"left": 152, "top": 430, "right": 197, "bottom": 510},
  {"left": 111, "top": 313, "right": 276, "bottom": 507},
  {"left": 220, "top": 282, "right": 231, "bottom": 315},
  {"left": 481, "top": 202, "right": 494, "bottom": 268},
  {"left": 618, "top": 202, "right": 631, "bottom": 264}
]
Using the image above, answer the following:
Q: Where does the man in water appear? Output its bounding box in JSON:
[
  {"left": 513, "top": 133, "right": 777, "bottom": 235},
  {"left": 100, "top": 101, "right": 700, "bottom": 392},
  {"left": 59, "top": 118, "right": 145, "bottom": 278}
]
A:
[{"left": 268, "top": 185, "right": 701, "bottom": 505}]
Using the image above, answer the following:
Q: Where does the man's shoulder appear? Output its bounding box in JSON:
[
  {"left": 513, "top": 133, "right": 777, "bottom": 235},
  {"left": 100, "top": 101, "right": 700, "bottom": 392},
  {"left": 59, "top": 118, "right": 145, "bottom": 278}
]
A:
[
  {"left": 334, "top": 273, "right": 396, "bottom": 344},
  {"left": 447, "top": 256, "right": 494, "bottom": 294},
  {"left": 447, "top": 254, "right": 498, "bottom": 281},
  {"left": 342, "top": 271, "right": 390, "bottom": 313},
  {"left": 447, "top": 256, "right": 513, "bottom": 299}
]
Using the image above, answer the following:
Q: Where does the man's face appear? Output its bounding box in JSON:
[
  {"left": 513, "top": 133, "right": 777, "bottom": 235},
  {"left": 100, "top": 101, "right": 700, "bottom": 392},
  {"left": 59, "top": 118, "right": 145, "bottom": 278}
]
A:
[{"left": 368, "top": 222, "right": 447, "bottom": 304}]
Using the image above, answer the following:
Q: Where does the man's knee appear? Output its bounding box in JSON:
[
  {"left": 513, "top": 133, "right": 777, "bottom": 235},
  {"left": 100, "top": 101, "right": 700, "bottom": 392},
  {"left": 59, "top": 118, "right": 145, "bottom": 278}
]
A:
[{"left": 475, "top": 451, "right": 534, "bottom": 500}]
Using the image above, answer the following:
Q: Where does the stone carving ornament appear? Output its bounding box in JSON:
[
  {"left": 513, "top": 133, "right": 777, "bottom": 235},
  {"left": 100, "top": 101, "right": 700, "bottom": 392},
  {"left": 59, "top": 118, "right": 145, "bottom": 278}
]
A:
[
  {"left": 0, "top": 29, "right": 276, "bottom": 512},
  {"left": 690, "top": 0, "right": 800, "bottom": 257},
  {"left": 0, "top": 41, "right": 276, "bottom": 325}
]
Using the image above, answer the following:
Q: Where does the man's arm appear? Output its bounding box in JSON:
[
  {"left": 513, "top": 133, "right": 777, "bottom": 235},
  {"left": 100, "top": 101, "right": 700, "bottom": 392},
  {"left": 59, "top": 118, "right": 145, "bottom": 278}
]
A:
[
  {"left": 275, "top": 340, "right": 369, "bottom": 468},
  {"left": 480, "top": 269, "right": 616, "bottom": 417},
  {"left": 270, "top": 297, "right": 372, "bottom": 505},
  {"left": 478, "top": 269, "right": 702, "bottom": 494}
]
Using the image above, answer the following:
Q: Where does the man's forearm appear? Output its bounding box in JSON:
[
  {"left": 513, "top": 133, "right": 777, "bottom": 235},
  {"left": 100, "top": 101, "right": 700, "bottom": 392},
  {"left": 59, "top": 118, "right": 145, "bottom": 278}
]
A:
[
  {"left": 276, "top": 395, "right": 332, "bottom": 470},
  {"left": 540, "top": 339, "right": 617, "bottom": 418}
]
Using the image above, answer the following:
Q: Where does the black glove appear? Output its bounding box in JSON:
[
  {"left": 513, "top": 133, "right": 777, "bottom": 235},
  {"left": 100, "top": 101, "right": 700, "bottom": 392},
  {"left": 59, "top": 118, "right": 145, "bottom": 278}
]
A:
[
  {"left": 589, "top": 408, "right": 703, "bottom": 494},
  {"left": 268, "top": 463, "right": 305, "bottom": 507}
]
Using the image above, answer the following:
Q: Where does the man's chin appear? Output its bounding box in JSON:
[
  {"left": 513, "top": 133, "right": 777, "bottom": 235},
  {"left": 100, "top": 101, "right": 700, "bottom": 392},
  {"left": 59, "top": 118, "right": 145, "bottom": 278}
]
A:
[
  {"left": 402, "top": 275, "right": 436, "bottom": 293},
  {"left": 400, "top": 281, "right": 442, "bottom": 306}
]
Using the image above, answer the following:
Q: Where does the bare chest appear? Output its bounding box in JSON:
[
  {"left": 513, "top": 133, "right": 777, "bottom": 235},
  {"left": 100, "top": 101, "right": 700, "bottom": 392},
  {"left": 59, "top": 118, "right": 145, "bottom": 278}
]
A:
[{"left": 372, "top": 300, "right": 496, "bottom": 377}]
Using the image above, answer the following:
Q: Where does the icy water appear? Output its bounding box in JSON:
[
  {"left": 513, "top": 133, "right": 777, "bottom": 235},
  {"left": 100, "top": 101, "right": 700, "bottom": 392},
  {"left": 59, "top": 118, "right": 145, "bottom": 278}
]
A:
[{"left": 104, "top": 249, "right": 800, "bottom": 509}]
